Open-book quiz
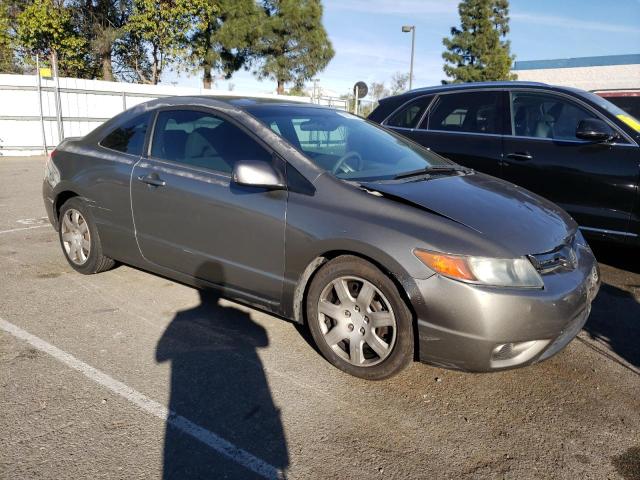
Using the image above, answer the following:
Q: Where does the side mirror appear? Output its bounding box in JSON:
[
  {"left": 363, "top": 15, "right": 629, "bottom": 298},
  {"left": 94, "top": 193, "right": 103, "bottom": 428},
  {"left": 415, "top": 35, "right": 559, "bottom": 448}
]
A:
[
  {"left": 232, "top": 160, "right": 285, "bottom": 190},
  {"left": 575, "top": 118, "right": 615, "bottom": 142}
]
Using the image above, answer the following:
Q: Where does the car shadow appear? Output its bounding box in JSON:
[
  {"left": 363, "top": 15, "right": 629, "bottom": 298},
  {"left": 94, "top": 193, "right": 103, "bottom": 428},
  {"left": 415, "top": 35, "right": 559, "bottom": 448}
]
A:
[
  {"left": 155, "top": 263, "right": 289, "bottom": 479},
  {"left": 580, "top": 240, "right": 640, "bottom": 369},
  {"left": 585, "top": 283, "right": 640, "bottom": 369}
]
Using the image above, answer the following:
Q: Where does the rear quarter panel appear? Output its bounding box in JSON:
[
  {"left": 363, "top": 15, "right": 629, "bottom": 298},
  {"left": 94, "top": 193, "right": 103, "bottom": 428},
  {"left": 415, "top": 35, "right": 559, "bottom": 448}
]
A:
[{"left": 51, "top": 140, "right": 142, "bottom": 264}]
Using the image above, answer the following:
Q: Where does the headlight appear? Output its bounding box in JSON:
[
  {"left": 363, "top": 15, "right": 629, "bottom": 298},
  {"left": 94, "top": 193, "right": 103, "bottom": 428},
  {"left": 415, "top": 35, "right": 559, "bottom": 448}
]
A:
[{"left": 414, "top": 249, "right": 543, "bottom": 288}]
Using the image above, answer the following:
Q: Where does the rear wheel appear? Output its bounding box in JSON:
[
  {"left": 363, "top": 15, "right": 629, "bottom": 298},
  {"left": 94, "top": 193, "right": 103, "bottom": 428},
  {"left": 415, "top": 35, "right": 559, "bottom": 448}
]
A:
[
  {"left": 59, "top": 197, "right": 115, "bottom": 274},
  {"left": 306, "top": 256, "right": 414, "bottom": 380}
]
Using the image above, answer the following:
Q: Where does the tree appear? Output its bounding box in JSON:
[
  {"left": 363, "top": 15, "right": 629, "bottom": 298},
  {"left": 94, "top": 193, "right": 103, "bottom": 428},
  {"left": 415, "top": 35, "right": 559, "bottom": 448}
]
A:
[
  {"left": 442, "top": 0, "right": 516, "bottom": 83},
  {"left": 125, "top": 0, "right": 201, "bottom": 84},
  {"left": 16, "top": 0, "right": 93, "bottom": 77},
  {"left": 186, "top": 0, "right": 262, "bottom": 89},
  {"left": 0, "top": 0, "right": 21, "bottom": 73},
  {"left": 73, "top": 0, "right": 129, "bottom": 81},
  {"left": 389, "top": 72, "right": 410, "bottom": 95},
  {"left": 369, "top": 81, "right": 388, "bottom": 102},
  {"left": 257, "top": 0, "right": 334, "bottom": 94}
]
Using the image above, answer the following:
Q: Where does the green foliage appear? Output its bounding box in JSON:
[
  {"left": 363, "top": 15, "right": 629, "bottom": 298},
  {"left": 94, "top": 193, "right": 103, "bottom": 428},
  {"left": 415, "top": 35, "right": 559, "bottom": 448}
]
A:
[
  {"left": 8, "top": 0, "right": 336, "bottom": 90},
  {"left": 442, "top": 0, "right": 516, "bottom": 83},
  {"left": 71, "top": 0, "right": 130, "bottom": 81},
  {"left": 16, "top": 0, "right": 93, "bottom": 77},
  {"left": 186, "top": 0, "right": 262, "bottom": 88},
  {"left": 0, "top": 0, "right": 21, "bottom": 73},
  {"left": 284, "top": 84, "right": 308, "bottom": 96},
  {"left": 257, "top": 0, "right": 334, "bottom": 93},
  {"left": 125, "top": 0, "right": 204, "bottom": 84}
]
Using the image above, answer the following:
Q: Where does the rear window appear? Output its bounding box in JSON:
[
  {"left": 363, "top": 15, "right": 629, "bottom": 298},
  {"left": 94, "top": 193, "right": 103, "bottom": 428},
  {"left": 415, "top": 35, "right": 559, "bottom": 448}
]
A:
[{"left": 100, "top": 112, "right": 150, "bottom": 155}]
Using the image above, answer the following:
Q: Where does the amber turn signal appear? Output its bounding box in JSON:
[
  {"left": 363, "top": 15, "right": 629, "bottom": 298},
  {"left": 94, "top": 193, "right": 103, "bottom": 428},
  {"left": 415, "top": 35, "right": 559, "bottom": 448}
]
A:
[{"left": 413, "top": 249, "right": 477, "bottom": 281}]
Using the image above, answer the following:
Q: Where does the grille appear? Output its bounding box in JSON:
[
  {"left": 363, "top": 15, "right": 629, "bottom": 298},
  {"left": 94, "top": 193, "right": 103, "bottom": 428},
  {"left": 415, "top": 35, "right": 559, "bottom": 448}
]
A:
[{"left": 528, "top": 236, "right": 577, "bottom": 274}]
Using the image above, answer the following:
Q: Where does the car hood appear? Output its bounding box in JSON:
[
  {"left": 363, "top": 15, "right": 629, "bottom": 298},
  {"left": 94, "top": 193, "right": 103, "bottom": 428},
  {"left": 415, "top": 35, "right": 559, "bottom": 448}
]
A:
[{"left": 360, "top": 172, "right": 577, "bottom": 256}]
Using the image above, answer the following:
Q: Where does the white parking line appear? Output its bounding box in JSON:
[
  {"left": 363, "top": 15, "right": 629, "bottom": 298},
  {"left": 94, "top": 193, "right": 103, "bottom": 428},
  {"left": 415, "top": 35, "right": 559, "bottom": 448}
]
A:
[
  {"left": 0, "top": 317, "right": 283, "bottom": 480},
  {"left": 0, "top": 225, "right": 50, "bottom": 235}
]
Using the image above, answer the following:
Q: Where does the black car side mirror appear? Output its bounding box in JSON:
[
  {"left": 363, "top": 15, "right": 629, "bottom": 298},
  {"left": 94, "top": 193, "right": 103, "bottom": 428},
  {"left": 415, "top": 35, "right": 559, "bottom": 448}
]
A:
[
  {"left": 575, "top": 118, "right": 615, "bottom": 142},
  {"left": 232, "top": 160, "right": 285, "bottom": 190}
]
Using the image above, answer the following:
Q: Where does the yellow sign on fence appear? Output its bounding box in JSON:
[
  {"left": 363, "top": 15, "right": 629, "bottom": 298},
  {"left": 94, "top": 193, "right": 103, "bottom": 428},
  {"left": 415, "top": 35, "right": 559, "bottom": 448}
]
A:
[{"left": 39, "top": 67, "right": 52, "bottom": 78}]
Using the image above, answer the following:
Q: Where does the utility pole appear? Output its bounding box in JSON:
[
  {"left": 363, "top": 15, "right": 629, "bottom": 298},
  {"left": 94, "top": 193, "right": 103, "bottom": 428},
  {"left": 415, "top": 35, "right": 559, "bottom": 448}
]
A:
[
  {"left": 402, "top": 25, "right": 416, "bottom": 90},
  {"left": 354, "top": 85, "right": 359, "bottom": 116}
]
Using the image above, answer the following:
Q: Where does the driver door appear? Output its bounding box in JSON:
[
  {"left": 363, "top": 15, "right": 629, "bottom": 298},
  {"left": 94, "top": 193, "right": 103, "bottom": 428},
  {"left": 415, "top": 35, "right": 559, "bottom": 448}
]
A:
[
  {"left": 501, "top": 90, "right": 638, "bottom": 236},
  {"left": 130, "top": 108, "right": 287, "bottom": 305}
]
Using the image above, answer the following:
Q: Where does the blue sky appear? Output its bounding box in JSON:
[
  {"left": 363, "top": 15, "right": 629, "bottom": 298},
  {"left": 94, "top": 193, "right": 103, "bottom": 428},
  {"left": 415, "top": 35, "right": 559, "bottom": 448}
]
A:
[{"left": 168, "top": 0, "right": 640, "bottom": 95}]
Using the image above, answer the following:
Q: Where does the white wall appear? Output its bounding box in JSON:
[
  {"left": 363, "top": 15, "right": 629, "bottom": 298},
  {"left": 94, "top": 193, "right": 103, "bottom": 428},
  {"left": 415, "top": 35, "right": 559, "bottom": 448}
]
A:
[
  {"left": 513, "top": 64, "right": 640, "bottom": 91},
  {"left": 0, "top": 74, "right": 345, "bottom": 156}
]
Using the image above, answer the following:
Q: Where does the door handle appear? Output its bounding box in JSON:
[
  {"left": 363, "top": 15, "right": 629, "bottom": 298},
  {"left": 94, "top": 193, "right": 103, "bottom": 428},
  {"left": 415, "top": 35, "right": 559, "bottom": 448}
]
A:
[
  {"left": 505, "top": 152, "right": 533, "bottom": 161},
  {"left": 137, "top": 174, "right": 166, "bottom": 187}
]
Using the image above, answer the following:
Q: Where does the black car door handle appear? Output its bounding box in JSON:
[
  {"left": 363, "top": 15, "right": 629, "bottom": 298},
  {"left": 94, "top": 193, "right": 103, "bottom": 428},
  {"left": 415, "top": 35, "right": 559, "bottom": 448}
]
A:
[
  {"left": 137, "top": 174, "right": 166, "bottom": 187},
  {"left": 505, "top": 152, "right": 533, "bottom": 161}
]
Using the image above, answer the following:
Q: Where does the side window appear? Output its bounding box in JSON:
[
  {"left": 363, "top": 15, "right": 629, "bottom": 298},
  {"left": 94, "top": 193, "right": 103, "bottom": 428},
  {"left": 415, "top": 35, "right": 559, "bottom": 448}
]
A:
[
  {"left": 269, "top": 121, "right": 282, "bottom": 135},
  {"left": 425, "top": 91, "right": 501, "bottom": 134},
  {"left": 100, "top": 112, "right": 150, "bottom": 155},
  {"left": 150, "top": 109, "right": 271, "bottom": 173},
  {"left": 386, "top": 96, "right": 433, "bottom": 128},
  {"left": 510, "top": 92, "right": 599, "bottom": 140}
]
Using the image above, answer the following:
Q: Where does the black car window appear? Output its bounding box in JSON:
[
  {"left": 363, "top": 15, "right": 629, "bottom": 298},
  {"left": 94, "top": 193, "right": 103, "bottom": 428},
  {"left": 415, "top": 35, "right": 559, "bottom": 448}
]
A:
[
  {"left": 150, "top": 109, "right": 271, "bottom": 173},
  {"left": 386, "top": 96, "right": 432, "bottom": 128},
  {"left": 100, "top": 112, "right": 150, "bottom": 155},
  {"left": 510, "top": 92, "right": 600, "bottom": 141},
  {"left": 425, "top": 91, "right": 501, "bottom": 134}
]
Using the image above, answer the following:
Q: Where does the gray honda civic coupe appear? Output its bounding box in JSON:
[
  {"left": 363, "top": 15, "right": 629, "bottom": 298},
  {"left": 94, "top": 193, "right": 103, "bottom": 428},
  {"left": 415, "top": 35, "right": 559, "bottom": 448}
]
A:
[{"left": 43, "top": 96, "right": 600, "bottom": 380}]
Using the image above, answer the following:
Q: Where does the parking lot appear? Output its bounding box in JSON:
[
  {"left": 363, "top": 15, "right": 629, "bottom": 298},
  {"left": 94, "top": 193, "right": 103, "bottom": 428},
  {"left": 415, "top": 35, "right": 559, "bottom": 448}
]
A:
[{"left": 1, "top": 155, "right": 639, "bottom": 479}]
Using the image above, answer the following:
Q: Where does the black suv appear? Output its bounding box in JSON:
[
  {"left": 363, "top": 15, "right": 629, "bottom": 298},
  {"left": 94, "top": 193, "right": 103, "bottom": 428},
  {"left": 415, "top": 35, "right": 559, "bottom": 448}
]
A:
[{"left": 369, "top": 81, "right": 640, "bottom": 245}]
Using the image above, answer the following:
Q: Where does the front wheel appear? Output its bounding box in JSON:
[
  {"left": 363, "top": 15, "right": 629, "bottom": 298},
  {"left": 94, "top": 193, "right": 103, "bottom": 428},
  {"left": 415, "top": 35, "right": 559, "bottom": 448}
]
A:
[
  {"left": 58, "top": 197, "right": 115, "bottom": 274},
  {"left": 306, "top": 256, "right": 414, "bottom": 380}
]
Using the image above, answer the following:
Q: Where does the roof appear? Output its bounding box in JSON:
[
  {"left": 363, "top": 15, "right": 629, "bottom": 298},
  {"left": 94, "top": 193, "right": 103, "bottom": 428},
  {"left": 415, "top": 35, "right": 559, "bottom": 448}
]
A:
[
  {"left": 190, "top": 95, "right": 327, "bottom": 109},
  {"left": 513, "top": 54, "right": 640, "bottom": 71},
  {"left": 381, "top": 81, "right": 549, "bottom": 102}
]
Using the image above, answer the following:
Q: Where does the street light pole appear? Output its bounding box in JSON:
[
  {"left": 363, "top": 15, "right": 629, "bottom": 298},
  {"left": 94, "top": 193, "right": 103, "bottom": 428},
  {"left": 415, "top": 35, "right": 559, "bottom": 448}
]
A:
[{"left": 402, "top": 25, "right": 415, "bottom": 91}]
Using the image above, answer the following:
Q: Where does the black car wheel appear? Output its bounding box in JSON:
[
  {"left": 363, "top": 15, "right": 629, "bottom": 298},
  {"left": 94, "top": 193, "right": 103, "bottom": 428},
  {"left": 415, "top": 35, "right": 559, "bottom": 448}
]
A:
[
  {"left": 306, "top": 255, "right": 414, "bottom": 380},
  {"left": 59, "top": 197, "right": 115, "bottom": 274}
]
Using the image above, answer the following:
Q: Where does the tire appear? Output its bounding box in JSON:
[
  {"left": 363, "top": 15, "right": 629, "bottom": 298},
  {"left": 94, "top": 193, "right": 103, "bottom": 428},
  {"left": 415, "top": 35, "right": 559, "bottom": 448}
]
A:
[
  {"left": 58, "top": 197, "right": 115, "bottom": 274},
  {"left": 306, "top": 255, "right": 414, "bottom": 380}
]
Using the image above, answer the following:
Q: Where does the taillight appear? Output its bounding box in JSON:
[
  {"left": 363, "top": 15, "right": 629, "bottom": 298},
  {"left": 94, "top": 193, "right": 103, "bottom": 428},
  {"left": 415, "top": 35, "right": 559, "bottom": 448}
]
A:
[{"left": 44, "top": 149, "right": 61, "bottom": 186}]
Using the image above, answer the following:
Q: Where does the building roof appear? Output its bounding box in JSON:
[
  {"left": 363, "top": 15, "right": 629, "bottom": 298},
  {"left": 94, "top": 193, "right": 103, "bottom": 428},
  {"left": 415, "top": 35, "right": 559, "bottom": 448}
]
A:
[{"left": 513, "top": 54, "right": 640, "bottom": 71}]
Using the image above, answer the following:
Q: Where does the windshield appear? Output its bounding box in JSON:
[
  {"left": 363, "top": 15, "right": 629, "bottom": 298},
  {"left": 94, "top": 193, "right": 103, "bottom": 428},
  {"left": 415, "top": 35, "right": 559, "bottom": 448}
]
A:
[{"left": 246, "top": 105, "right": 456, "bottom": 181}]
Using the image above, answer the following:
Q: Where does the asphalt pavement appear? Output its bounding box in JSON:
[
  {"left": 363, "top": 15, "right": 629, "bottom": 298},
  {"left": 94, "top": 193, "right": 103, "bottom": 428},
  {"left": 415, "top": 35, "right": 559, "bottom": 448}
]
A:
[{"left": 1, "top": 156, "right": 638, "bottom": 479}]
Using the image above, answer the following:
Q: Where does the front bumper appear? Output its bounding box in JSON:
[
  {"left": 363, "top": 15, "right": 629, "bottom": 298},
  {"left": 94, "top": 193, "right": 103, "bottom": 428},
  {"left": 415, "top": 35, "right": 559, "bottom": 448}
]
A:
[{"left": 412, "top": 243, "right": 599, "bottom": 372}]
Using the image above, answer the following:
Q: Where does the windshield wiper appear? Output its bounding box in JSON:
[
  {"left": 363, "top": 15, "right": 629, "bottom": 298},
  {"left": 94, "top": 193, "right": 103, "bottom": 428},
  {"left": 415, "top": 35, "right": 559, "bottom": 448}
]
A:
[{"left": 392, "top": 166, "right": 466, "bottom": 180}]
